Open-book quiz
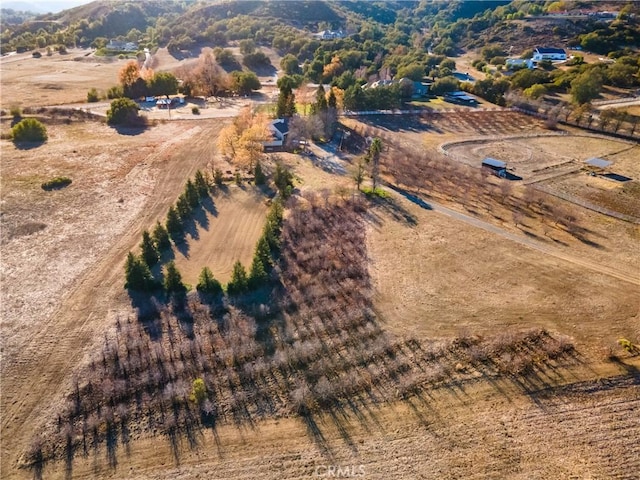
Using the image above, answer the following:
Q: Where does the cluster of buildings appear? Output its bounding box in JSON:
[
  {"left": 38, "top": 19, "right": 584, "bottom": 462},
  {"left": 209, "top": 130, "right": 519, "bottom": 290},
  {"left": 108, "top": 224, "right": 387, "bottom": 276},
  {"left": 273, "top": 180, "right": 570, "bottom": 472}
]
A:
[
  {"left": 506, "top": 46, "right": 567, "bottom": 70},
  {"left": 314, "top": 30, "right": 346, "bottom": 40},
  {"left": 105, "top": 40, "right": 138, "bottom": 52}
]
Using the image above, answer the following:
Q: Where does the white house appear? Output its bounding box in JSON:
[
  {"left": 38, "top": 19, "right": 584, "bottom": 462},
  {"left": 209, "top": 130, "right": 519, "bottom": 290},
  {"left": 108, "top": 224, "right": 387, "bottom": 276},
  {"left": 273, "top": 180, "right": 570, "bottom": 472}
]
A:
[
  {"left": 532, "top": 47, "right": 567, "bottom": 62},
  {"left": 315, "top": 30, "right": 345, "bottom": 40},
  {"left": 263, "top": 119, "right": 289, "bottom": 148},
  {"left": 106, "top": 40, "right": 138, "bottom": 52}
]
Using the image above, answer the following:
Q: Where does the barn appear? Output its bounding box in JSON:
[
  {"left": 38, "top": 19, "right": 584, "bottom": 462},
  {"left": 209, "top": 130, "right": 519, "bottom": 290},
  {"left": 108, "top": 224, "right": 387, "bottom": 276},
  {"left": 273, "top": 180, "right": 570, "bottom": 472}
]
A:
[{"left": 482, "top": 158, "right": 507, "bottom": 178}]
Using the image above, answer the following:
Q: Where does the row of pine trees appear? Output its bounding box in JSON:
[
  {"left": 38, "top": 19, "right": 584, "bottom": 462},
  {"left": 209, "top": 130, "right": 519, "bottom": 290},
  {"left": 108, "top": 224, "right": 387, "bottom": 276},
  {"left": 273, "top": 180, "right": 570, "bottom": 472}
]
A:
[{"left": 125, "top": 165, "right": 288, "bottom": 302}]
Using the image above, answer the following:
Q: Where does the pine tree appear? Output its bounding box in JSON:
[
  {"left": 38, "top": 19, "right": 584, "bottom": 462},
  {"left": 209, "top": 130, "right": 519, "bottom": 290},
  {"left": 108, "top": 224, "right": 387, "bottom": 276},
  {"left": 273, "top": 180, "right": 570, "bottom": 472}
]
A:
[
  {"left": 254, "top": 160, "right": 266, "bottom": 186},
  {"left": 366, "top": 137, "right": 383, "bottom": 191},
  {"left": 227, "top": 260, "right": 248, "bottom": 295},
  {"left": 196, "top": 266, "right": 223, "bottom": 296},
  {"left": 185, "top": 179, "right": 200, "bottom": 208},
  {"left": 312, "top": 84, "right": 328, "bottom": 114},
  {"left": 140, "top": 229, "right": 159, "bottom": 267},
  {"left": 194, "top": 170, "right": 209, "bottom": 198},
  {"left": 273, "top": 162, "right": 294, "bottom": 198},
  {"left": 264, "top": 199, "right": 284, "bottom": 250},
  {"left": 327, "top": 89, "right": 337, "bottom": 109},
  {"left": 166, "top": 206, "right": 183, "bottom": 241},
  {"left": 285, "top": 93, "right": 296, "bottom": 117},
  {"left": 124, "top": 252, "right": 155, "bottom": 291},
  {"left": 176, "top": 193, "right": 191, "bottom": 220},
  {"left": 255, "top": 236, "right": 272, "bottom": 267},
  {"left": 249, "top": 254, "right": 269, "bottom": 289},
  {"left": 164, "top": 261, "right": 187, "bottom": 297},
  {"left": 152, "top": 221, "right": 172, "bottom": 251}
]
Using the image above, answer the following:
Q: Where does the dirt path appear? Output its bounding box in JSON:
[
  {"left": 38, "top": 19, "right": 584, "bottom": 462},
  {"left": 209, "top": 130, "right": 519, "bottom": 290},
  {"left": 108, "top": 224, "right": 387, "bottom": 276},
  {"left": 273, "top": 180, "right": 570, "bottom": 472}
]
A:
[
  {"left": 392, "top": 187, "right": 640, "bottom": 286},
  {"left": 0, "top": 121, "right": 226, "bottom": 478},
  {"left": 309, "top": 141, "right": 638, "bottom": 287}
]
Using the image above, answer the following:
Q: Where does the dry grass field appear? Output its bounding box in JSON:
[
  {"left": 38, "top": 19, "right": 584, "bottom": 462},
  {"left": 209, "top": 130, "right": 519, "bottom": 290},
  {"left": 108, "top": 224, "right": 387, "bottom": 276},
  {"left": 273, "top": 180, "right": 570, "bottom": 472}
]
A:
[
  {"left": 1, "top": 57, "right": 639, "bottom": 480},
  {"left": 0, "top": 49, "right": 128, "bottom": 108},
  {"left": 172, "top": 186, "right": 269, "bottom": 286}
]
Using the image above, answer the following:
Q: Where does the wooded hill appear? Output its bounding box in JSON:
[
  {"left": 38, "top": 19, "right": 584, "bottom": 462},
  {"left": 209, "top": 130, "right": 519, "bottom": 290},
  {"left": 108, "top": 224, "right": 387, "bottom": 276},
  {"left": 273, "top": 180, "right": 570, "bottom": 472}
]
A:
[{"left": 5, "top": 0, "right": 637, "bottom": 56}]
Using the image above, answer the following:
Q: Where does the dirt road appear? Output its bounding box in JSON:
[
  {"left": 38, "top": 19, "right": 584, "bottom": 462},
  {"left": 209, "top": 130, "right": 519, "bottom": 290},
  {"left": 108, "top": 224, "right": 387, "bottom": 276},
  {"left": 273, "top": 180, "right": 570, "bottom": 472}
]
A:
[{"left": 391, "top": 186, "right": 640, "bottom": 286}]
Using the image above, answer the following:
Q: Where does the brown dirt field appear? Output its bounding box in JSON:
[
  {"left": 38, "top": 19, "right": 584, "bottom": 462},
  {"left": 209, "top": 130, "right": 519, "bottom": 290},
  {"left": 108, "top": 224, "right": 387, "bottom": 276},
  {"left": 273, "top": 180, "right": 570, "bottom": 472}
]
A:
[
  {"left": 2, "top": 91, "right": 640, "bottom": 480},
  {"left": 0, "top": 46, "right": 280, "bottom": 113},
  {"left": 366, "top": 193, "right": 640, "bottom": 350},
  {"left": 172, "top": 187, "right": 269, "bottom": 286},
  {"left": 0, "top": 118, "right": 233, "bottom": 478},
  {"left": 443, "top": 134, "right": 638, "bottom": 182},
  {"left": 21, "top": 359, "right": 640, "bottom": 480},
  {"left": 0, "top": 49, "right": 129, "bottom": 108}
]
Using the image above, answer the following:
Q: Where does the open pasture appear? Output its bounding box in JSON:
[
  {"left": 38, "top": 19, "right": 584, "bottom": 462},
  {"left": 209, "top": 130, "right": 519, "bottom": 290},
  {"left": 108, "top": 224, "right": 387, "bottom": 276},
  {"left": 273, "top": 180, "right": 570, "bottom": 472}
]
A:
[{"left": 172, "top": 186, "right": 269, "bottom": 286}]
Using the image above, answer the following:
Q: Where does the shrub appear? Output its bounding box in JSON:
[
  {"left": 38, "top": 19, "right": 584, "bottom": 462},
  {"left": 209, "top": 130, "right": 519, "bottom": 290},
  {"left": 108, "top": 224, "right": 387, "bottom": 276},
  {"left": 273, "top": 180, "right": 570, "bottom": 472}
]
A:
[
  {"left": 87, "top": 88, "right": 100, "bottom": 102},
  {"left": 41, "top": 176, "right": 71, "bottom": 190},
  {"left": 106, "top": 85, "right": 123, "bottom": 99},
  {"left": 618, "top": 338, "right": 640, "bottom": 355},
  {"left": 106, "top": 98, "right": 140, "bottom": 125},
  {"left": 189, "top": 378, "right": 207, "bottom": 404},
  {"left": 10, "top": 105, "right": 22, "bottom": 119},
  {"left": 11, "top": 118, "right": 47, "bottom": 143},
  {"left": 523, "top": 84, "right": 547, "bottom": 99},
  {"left": 192, "top": 106, "right": 200, "bottom": 114},
  {"left": 213, "top": 168, "right": 224, "bottom": 186}
]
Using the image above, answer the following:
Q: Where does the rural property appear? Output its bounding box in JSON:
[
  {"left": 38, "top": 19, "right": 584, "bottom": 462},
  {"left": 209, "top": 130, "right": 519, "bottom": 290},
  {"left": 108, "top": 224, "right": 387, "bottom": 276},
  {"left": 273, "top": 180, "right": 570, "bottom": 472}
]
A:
[{"left": 1, "top": 1, "right": 639, "bottom": 479}]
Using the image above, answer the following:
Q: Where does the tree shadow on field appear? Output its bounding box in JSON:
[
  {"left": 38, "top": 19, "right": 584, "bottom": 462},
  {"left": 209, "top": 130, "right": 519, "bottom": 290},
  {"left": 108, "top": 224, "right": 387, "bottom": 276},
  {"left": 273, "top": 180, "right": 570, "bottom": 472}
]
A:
[
  {"left": 191, "top": 204, "right": 211, "bottom": 231},
  {"left": 365, "top": 194, "right": 418, "bottom": 228},
  {"left": 200, "top": 195, "right": 218, "bottom": 218},
  {"left": 13, "top": 140, "right": 47, "bottom": 150},
  {"left": 300, "top": 412, "right": 335, "bottom": 461},
  {"left": 386, "top": 184, "right": 433, "bottom": 212},
  {"left": 173, "top": 234, "right": 191, "bottom": 258},
  {"left": 111, "top": 124, "right": 149, "bottom": 136},
  {"left": 129, "top": 293, "right": 164, "bottom": 340}
]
